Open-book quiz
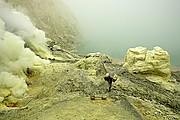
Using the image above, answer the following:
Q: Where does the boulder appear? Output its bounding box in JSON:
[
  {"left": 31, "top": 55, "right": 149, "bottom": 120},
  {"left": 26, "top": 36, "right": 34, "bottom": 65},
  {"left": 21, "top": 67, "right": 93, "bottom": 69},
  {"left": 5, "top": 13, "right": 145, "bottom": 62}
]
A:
[
  {"left": 85, "top": 52, "right": 112, "bottom": 63},
  {"left": 75, "top": 52, "right": 112, "bottom": 76},
  {"left": 123, "top": 46, "right": 171, "bottom": 79}
]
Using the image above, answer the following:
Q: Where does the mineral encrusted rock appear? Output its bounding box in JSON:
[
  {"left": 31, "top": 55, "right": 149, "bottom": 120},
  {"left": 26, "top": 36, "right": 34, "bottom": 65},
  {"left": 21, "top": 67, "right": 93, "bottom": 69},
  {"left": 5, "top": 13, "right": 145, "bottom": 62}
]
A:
[
  {"left": 123, "top": 46, "right": 171, "bottom": 80},
  {"left": 85, "top": 52, "right": 112, "bottom": 63},
  {"left": 75, "top": 52, "right": 112, "bottom": 76}
]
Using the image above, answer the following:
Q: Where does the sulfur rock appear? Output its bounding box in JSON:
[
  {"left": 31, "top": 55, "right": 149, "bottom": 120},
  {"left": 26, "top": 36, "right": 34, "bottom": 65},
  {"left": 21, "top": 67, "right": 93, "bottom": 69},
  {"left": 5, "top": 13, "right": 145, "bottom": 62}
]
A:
[
  {"left": 0, "top": 72, "right": 28, "bottom": 104},
  {"left": 123, "top": 46, "right": 171, "bottom": 79},
  {"left": 86, "top": 52, "right": 112, "bottom": 63},
  {"left": 75, "top": 52, "right": 111, "bottom": 76}
]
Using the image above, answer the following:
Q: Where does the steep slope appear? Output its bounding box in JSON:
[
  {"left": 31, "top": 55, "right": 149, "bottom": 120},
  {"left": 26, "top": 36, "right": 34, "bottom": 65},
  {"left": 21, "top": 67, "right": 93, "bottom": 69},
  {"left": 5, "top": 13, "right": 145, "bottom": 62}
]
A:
[{"left": 6, "top": 0, "right": 82, "bottom": 50}]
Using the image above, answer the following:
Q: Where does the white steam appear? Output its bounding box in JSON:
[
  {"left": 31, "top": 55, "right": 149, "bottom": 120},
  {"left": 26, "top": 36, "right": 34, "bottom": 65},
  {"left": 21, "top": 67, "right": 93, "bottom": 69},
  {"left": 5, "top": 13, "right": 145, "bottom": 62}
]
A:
[
  {"left": 0, "top": 6, "right": 35, "bottom": 39},
  {"left": 0, "top": 0, "right": 50, "bottom": 104},
  {"left": 0, "top": 72, "right": 28, "bottom": 101},
  {"left": 0, "top": 0, "right": 52, "bottom": 58}
]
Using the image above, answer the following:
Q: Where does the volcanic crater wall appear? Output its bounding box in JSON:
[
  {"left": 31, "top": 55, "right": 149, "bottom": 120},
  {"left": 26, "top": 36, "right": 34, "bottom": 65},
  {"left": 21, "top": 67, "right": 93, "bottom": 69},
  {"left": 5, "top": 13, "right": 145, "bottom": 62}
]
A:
[{"left": 5, "top": 0, "right": 82, "bottom": 50}]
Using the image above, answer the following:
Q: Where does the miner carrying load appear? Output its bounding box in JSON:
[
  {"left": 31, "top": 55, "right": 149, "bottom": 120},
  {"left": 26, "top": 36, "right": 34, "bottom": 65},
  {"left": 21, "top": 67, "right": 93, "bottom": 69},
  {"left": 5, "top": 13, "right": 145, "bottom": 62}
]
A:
[{"left": 104, "top": 73, "right": 117, "bottom": 92}]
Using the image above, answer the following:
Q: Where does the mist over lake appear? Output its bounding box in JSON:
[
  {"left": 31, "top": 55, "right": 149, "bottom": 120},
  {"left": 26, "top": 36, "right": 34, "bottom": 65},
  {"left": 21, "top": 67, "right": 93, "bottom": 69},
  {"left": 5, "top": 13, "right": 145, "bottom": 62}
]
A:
[{"left": 63, "top": 0, "right": 180, "bottom": 66}]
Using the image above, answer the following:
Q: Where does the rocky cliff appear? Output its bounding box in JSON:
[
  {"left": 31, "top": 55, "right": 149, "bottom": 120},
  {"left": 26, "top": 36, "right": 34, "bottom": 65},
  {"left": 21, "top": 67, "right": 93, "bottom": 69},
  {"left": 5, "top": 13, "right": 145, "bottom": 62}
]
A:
[{"left": 5, "top": 0, "right": 82, "bottom": 50}]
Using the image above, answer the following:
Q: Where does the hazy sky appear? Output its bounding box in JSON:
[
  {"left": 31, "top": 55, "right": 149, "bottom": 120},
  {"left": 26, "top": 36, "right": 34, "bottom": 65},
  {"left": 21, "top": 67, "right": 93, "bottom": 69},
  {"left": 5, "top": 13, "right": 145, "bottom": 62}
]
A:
[{"left": 63, "top": 0, "right": 180, "bottom": 66}]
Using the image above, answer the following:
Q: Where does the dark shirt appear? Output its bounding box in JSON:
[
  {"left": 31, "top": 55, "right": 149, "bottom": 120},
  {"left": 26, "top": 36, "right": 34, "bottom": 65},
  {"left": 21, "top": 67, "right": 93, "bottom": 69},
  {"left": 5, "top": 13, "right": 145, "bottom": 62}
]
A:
[{"left": 104, "top": 76, "right": 114, "bottom": 84}]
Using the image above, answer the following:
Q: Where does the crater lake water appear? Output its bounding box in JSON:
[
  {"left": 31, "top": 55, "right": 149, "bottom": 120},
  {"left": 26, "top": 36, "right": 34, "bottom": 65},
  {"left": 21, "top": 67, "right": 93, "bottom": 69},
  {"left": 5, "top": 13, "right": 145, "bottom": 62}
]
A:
[{"left": 63, "top": 0, "right": 180, "bottom": 66}]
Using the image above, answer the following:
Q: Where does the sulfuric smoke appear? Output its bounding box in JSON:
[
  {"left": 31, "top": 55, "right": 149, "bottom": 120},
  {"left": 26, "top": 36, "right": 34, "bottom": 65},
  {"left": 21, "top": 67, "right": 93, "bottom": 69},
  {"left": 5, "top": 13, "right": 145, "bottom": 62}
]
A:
[{"left": 0, "top": 0, "right": 50, "bottom": 104}]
